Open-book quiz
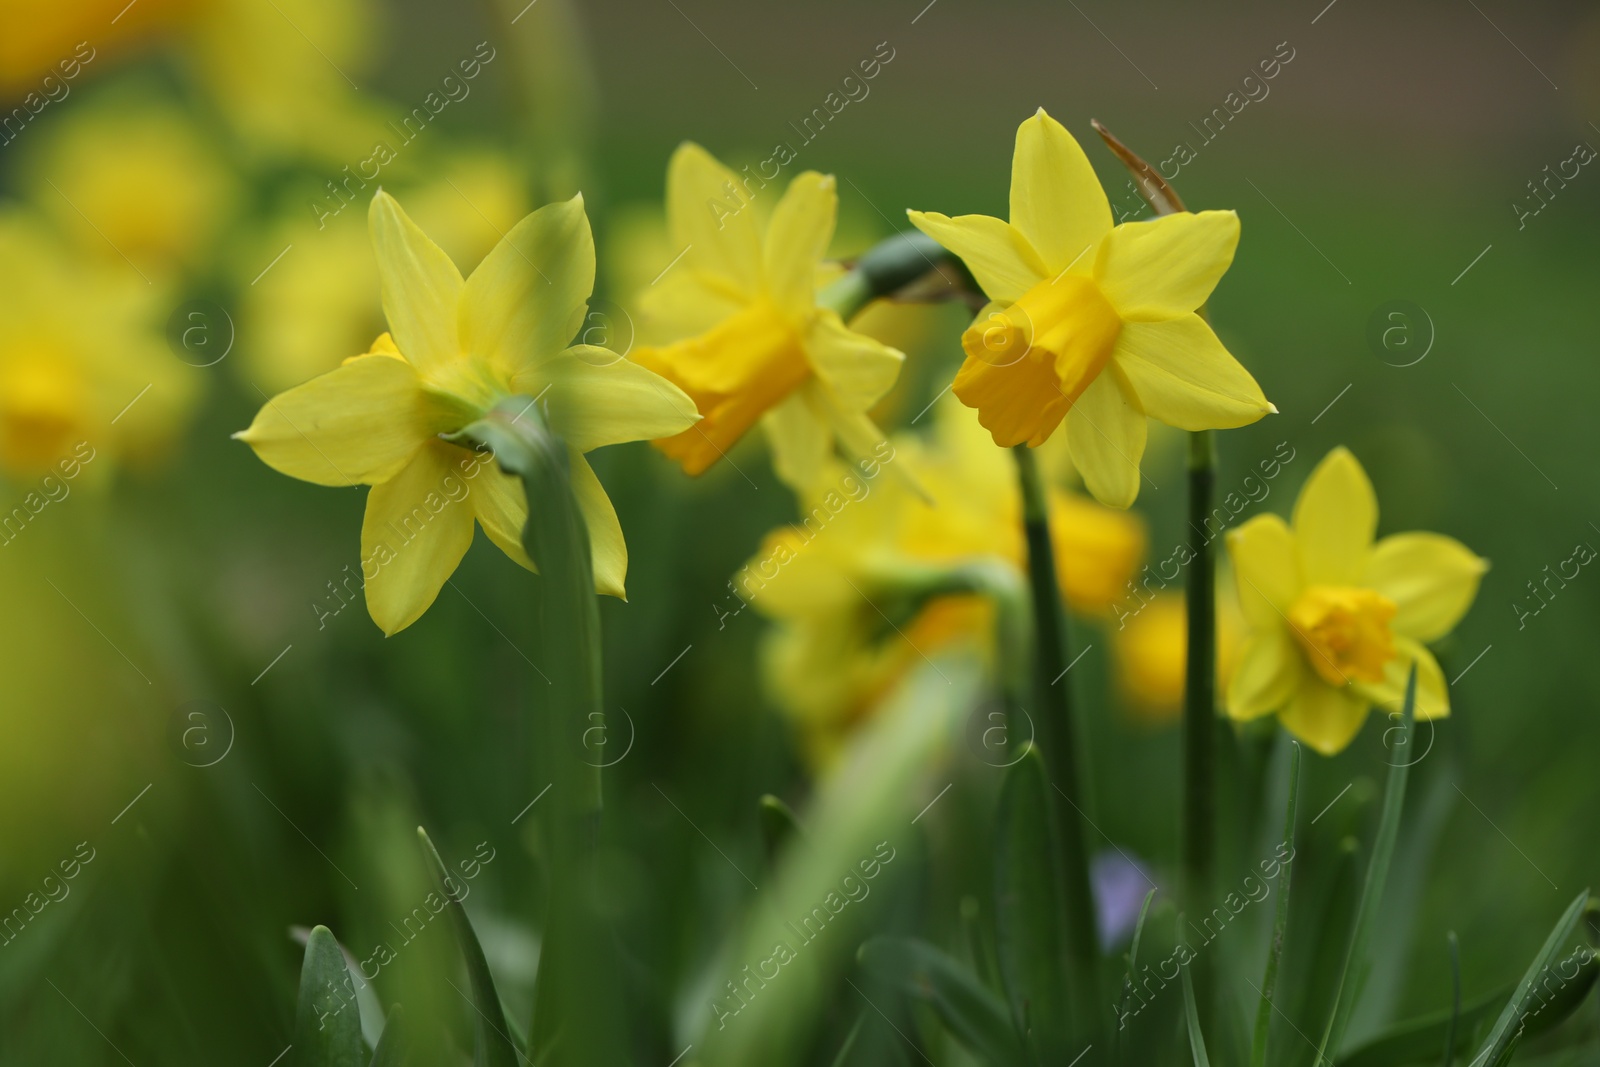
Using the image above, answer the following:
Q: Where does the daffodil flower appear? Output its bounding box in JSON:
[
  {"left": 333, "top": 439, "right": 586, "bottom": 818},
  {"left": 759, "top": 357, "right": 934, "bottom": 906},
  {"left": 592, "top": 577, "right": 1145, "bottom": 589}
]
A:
[
  {"left": 907, "top": 108, "right": 1274, "bottom": 507},
  {"left": 632, "top": 143, "right": 905, "bottom": 489},
  {"left": 1224, "top": 447, "right": 1487, "bottom": 755},
  {"left": 745, "top": 398, "right": 1145, "bottom": 765},
  {"left": 236, "top": 192, "right": 698, "bottom": 635}
]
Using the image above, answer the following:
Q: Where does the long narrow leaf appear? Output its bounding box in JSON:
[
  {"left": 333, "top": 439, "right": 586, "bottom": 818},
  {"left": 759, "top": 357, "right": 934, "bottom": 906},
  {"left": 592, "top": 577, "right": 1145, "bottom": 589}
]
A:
[
  {"left": 294, "top": 925, "right": 365, "bottom": 1067},
  {"left": 1468, "top": 891, "right": 1591, "bottom": 1067},
  {"left": 1443, "top": 933, "right": 1461, "bottom": 1067},
  {"left": 369, "top": 1005, "right": 408, "bottom": 1067},
  {"left": 1253, "top": 740, "right": 1302, "bottom": 1067},
  {"left": 1338, "top": 957, "right": 1597, "bottom": 1067},
  {"left": 1318, "top": 666, "right": 1418, "bottom": 1062},
  {"left": 994, "top": 743, "right": 1071, "bottom": 1061},
  {"left": 1116, "top": 886, "right": 1159, "bottom": 1065},
  {"left": 858, "top": 936, "right": 1026, "bottom": 1066},
  {"left": 417, "top": 828, "right": 521, "bottom": 1067},
  {"left": 1183, "top": 956, "right": 1213, "bottom": 1067}
]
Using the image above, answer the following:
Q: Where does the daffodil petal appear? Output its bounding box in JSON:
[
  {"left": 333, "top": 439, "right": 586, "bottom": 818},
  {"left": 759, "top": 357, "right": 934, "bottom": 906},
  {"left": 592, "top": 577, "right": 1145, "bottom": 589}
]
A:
[
  {"left": 1362, "top": 532, "right": 1487, "bottom": 642},
  {"left": 531, "top": 346, "right": 700, "bottom": 452},
  {"left": 764, "top": 171, "right": 836, "bottom": 314},
  {"left": 636, "top": 270, "right": 746, "bottom": 342},
  {"left": 1065, "top": 367, "right": 1145, "bottom": 509},
  {"left": 667, "top": 142, "right": 762, "bottom": 300},
  {"left": 804, "top": 308, "right": 904, "bottom": 410},
  {"left": 361, "top": 441, "right": 477, "bottom": 635},
  {"left": 236, "top": 355, "right": 461, "bottom": 487},
  {"left": 1226, "top": 625, "right": 1304, "bottom": 719},
  {"left": 905, "top": 210, "right": 1047, "bottom": 303},
  {"left": 1226, "top": 514, "right": 1302, "bottom": 626},
  {"left": 1094, "top": 210, "right": 1240, "bottom": 319},
  {"left": 369, "top": 191, "right": 464, "bottom": 372},
  {"left": 762, "top": 385, "right": 831, "bottom": 491},
  {"left": 569, "top": 449, "right": 627, "bottom": 599},
  {"left": 1355, "top": 636, "right": 1450, "bottom": 721},
  {"left": 1278, "top": 678, "right": 1369, "bottom": 755},
  {"left": 471, "top": 459, "right": 535, "bottom": 571},
  {"left": 1293, "top": 447, "right": 1377, "bottom": 584},
  {"left": 1113, "top": 314, "right": 1273, "bottom": 431},
  {"left": 460, "top": 194, "right": 594, "bottom": 377},
  {"left": 1008, "top": 108, "right": 1113, "bottom": 274}
]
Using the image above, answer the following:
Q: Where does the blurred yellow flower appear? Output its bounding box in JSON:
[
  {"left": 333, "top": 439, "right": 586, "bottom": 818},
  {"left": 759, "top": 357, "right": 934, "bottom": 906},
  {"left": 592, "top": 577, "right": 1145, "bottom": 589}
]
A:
[
  {"left": 241, "top": 153, "right": 531, "bottom": 391},
  {"left": 23, "top": 95, "right": 237, "bottom": 276},
  {"left": 907, "top": 108, "right": 1273, "bottom": 508},
  {"left": 0, "top": 211, "right": 197, "bottom": 481},
  {"left": 236, "top": 192, "right": 698, "bottom": 634},
  {"left": 1111, "top": 589, "right": 1242, "bottom": 724},
  {"left": 631, "top": 144, "right": 905, "bottom": 488},
  {"left": 747, "top": 398, "right": 1144, "bottom": 764},
  {"left": 1224, "top": 447, "right": 1487, "bottom": 754},
  {"left": 0, "top": 0, "right": 178, "bottom": 97},
  {"left": 183, "top": 0, "right": 383, "bottom": 162}
]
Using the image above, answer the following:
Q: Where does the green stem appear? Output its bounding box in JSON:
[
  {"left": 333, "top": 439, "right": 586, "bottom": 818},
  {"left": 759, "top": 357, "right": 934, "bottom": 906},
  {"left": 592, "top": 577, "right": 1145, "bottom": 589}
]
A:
[
  {"left": 1183, "top": 428, "right": 1218, "bottom": 1030},
  {"left": 450, "top": 396, "right": 617, "bottom": 1062},
  {"left": 1012, "top": 443, "right": 1101, "bottom": 1039}
]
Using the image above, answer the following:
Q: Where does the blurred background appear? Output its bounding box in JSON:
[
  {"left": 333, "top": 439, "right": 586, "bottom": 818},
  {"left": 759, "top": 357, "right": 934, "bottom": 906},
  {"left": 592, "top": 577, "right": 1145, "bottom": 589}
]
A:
[{"left": 1, "top": 0, "right": 1597, "bottom": 1061}]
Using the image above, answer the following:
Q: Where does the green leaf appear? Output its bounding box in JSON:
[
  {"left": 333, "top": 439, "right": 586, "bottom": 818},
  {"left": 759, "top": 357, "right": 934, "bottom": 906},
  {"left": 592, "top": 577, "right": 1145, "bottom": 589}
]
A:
[
  {"left": 1183, "top": 958, "right": 1212, "bottom": 1067},
  {"left": 1252, "top": 740, "right": 1301, "bottom": 1067},
  {"left": 417, "top": 828, "right": 521, "bottom": 1067},
  {"left": 294, "top": 925, "right": 365, "bottom": 1067},
  {"left": 994, "top": 743, "right": 1071, "bottom": 1061},
  {"left": 1115, "top": 888, "right": 1157, "bottom": 1067},
  {"left": 759, "top": 794, "right": 802, "bottom": 867},
  {"left": 369, "top": 1005, "right": 408, "bottom": 1067},
  {"left": 826, "top": 1016, "right": 866, "bottom": 1067},
  {"left": 1469, "top": 891, "right": 1592, "bottom": 1067},
  {"left": 1318, "top": 666, "right": 1418, "bottom": 1062},
  {"left": 1337, "top": 957, "right": 1597, "bottom": 1067},
  {"left": 1442, "top": 933, "right": 1460, "bottom": 1067},
  {"left": 857, "top": 937, "right": 1025, "bottom": 1065}
]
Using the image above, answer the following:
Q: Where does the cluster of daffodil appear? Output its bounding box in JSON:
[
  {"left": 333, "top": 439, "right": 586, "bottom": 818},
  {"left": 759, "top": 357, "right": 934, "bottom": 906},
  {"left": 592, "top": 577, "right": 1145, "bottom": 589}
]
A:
[{"left": 228, "top": 105, "right": 1486, "bottom": 762}]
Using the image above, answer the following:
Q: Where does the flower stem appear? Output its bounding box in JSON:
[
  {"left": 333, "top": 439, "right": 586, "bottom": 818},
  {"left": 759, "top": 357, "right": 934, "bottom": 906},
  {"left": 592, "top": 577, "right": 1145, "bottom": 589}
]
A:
[
  {"left": 450, "top": 396, "right": 619, "bottom": 1062},
  {"left": 1183, "top": 428, "right": 1218, "bottom": 1028},
  {"left": 1012, "top": 443, "right": 1102, "bottom": 1037}
]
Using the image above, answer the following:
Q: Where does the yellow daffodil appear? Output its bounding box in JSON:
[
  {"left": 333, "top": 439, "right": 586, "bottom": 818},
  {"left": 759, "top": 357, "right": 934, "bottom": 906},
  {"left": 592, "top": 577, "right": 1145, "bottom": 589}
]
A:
[
  {"left": 747, "top": 398, "right": 1144, "bottom": 764},
  {"left": 241, "top": 153, "right": 532, "bottom": 391},
  {"left": 631, "top": 144, "right": 905, "bottom": 489},
  {"left": 0, "top": 211, "right": 197, "bottom": 481},
  {"left": 907, "top": 108, "right": 1274, "bottom": 507},
  {"left": 25, "top": 96, "right": 237, "bottom": 276},
  {"left": 1111, "top": 588, "right": 1242, "bottom": 725},
  {"left": 1225, "top": 447, "right": 1487, "bottom": 755},
  {"left": 0, "top": 0, "right": 179, "bottom": 95},
  {"left": 236, "top": 191, "right": 698, "bottom": 635}
]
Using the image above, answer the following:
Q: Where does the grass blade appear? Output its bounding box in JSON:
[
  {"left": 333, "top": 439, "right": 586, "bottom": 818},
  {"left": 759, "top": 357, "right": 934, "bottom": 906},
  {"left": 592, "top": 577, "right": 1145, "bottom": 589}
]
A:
[
  {"left": 1253, "top": 740, "right": 1302, "bottom": 1067},
  {"left": 1443, "top": 933, "right": 1460, "bottom": 1067},
  {"left": 858, "top": 936, "right": 1026, "bottom": 1065},
  {"left": 1183, "top": 953, "right": 1213, "bottom": 1067},
  {"left": 1116, "top": 888, "right": 1158, "bottom": 1066},
  {"left": 994, "top": 743, "right": 1071, "bottom": 1061},
  {"left": 294, "top": 925, "right": 365, "bottom": 1067},
  {"left": 758, "top": 793, "right": 802, "bottom": 868},
  {"left": 1468, "top": 890, "right": 1591, "bottom": 1067},
  {"left": 1318, "top": 665, "right": 1418, "bottom": 1062},
  {"left": 369, "top": 1005, "right": 407, "bottom": 1067},
  {"left": 1337, "top": 957, "right": 1596, "bottom": 1067},
  {"left": 417, "top": 828, "right": 520, "bottom": 1067}
]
